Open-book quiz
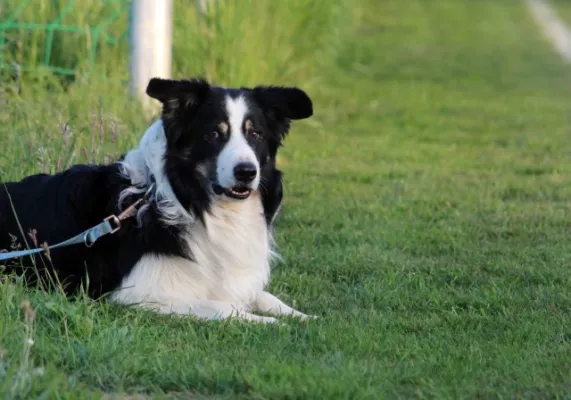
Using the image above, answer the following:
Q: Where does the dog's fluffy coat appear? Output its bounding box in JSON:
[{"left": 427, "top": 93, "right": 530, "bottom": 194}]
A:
[{"left": 0, "top": 77, "right": 314, "bottom": 323}]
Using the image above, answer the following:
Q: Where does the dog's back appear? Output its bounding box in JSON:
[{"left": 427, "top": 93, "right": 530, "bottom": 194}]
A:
[{"left": 0, "top": 164, "right": 128, "bottom": 294}]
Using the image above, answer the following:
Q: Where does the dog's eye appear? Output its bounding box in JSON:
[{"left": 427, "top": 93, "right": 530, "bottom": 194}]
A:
[{"left": 205, "top": 131, "right": 219, "bottom": 143}]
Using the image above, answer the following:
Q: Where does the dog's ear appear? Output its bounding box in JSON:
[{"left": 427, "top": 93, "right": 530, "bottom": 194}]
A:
[
  {"left": 146, "top": 77, "right": 210, "bottom": 109},
  {"left": 252, "top": 86, "right": 313, "bottom": 121},
  {"left": 146, "top": 78, "right": 211, "bottom": 143}
]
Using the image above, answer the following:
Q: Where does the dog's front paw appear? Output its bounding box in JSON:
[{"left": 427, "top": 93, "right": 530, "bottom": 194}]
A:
[
  {"left": 258, "top": 315, "right": 280, "bottom": 324},
  {"left": 296, "top": 313, "right": 318, "bottom": 321}
]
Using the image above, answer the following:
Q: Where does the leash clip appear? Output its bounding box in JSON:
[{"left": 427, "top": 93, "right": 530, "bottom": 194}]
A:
[
  {"left": 83, "top": 184, "right": 154, "bottom": 248},
  {"left": 104, "top": 215, "right": 122, "bottom": 234},
  {"left": 84, "top": 215, "right": 121, "bottom": 248}
]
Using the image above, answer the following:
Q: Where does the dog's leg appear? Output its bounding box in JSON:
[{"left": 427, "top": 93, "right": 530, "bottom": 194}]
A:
[
  {"left": 184, "top": 299, "right": 279, "bottom": 323},
  {"left": 253, "top": 291, "right": 316, "bottom": 320},
  {"left": 138, "top": 298, "right": 279, "bottom": 324}
]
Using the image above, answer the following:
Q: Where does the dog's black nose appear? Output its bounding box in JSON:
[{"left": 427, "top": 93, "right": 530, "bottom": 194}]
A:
[{"left": 233, "top": 162, "right": 257, "bottom": 183}]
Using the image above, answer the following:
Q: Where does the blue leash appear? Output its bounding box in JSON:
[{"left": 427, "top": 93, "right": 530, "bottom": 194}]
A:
[{"left": 0, "top": 183, "right": 155, "bottom": 262}]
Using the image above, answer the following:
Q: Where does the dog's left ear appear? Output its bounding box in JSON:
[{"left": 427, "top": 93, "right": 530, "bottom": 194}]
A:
[{"left": 252, "top": 86, "right": 313, "bottom": 121}]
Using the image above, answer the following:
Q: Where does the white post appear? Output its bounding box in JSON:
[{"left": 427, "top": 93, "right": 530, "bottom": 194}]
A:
[{"left": 129, "top": 0, "right": 173, "bottom": 115}]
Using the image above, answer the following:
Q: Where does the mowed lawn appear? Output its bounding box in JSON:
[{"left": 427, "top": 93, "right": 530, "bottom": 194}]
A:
[{"left": 1, "top": 0, "right": 571, "bottom": 398}]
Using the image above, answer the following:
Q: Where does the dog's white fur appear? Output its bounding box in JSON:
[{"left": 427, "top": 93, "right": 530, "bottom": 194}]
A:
[
  {"left": 119, "top": 120, "right": 193, "bottom": 226},
  {"left": 216, "top": 96, "right": 261, "bottom": 190},
  {"left": 111, "top": 95, "right": 311, "bottom": 323}
]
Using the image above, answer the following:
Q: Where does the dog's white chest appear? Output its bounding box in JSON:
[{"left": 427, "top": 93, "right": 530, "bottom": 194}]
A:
[
  {"left": 187, "top": 194, "right": 271, "bottom": 303},
  {"left": 111, "top": 194, "right": 272, "bottom": 309}
]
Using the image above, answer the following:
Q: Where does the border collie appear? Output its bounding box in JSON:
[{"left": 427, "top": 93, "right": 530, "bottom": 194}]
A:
[{"left": 0, "top": 77, "right": 314, "bottom": 323}]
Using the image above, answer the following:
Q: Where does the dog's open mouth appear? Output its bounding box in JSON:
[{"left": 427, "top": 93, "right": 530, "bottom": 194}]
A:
[{"left": 212, "top": 183, "right": 252, "bottom": 200}]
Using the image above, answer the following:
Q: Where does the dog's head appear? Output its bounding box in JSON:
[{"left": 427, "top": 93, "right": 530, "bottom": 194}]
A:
[{"left": 146, "top": 77, "right": 313, "bottom": 209}]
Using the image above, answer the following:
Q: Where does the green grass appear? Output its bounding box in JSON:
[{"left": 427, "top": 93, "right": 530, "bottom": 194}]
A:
[
  {"left": 550, "top": 0, "right": 571, "bottom": 28},
  {"left": 2, "top": 0, "right": 571, "bottom": 398}
]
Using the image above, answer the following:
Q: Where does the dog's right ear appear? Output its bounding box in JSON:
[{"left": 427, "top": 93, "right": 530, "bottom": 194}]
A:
[
  {"left": 146, "top": 77, "right": 210, "bottom": 109},
  {"left": 146, "top": 78, "right": 211, "bottom": 143}
]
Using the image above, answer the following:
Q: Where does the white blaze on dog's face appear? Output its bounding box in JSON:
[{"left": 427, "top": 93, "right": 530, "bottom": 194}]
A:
[
  {"left": 143, "top": 77, "right": 314, "bottom": 208},
  {"left": 215, "top": 96, "right": 261, "bottom": 199}
]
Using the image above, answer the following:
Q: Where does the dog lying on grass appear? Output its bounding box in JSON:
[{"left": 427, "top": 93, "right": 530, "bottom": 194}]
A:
[{"left": 0, "top": 77, "right": 314, "bottom": 323}]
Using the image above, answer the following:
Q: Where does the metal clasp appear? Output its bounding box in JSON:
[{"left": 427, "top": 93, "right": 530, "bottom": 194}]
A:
[{"left": 104, "top": 215, "right": 122, "bottom": 234}]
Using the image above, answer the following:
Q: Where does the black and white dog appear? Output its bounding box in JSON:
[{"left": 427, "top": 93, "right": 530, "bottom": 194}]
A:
[{"left": 0, "top": 77, "right": 314, "bottom": 323}]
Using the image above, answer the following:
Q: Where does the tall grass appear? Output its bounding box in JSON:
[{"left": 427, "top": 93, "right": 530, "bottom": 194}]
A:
[
  {"left": 172, "top": 0, "right": 344, "bottom": 87},
  {"left": 0, "top": 0, "right": 348, "bottom": 180}
]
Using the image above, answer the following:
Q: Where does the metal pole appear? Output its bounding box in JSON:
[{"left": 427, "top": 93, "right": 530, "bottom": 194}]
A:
[{"left": 129, "top": 0, "right": 173, "bottom": 115}]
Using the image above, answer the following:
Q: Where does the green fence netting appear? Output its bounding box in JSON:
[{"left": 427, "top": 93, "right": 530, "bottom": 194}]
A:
[{"left": 0, "top": 0, "right": 130, "bottom": 76}]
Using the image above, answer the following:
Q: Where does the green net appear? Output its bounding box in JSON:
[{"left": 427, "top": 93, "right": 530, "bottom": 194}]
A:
[{"left": 0, "top": 0, "right": 130, "bottom": 76}]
